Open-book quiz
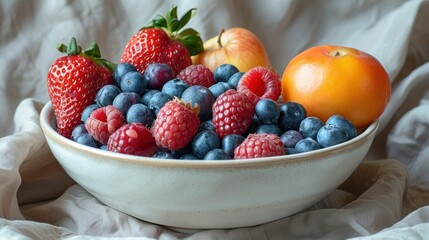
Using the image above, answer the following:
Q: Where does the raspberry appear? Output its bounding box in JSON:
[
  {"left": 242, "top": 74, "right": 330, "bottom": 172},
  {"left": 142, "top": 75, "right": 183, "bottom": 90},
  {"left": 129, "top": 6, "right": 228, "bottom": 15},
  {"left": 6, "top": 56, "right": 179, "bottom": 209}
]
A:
[
  {"left": 85, "top": 105, "right": 125, "bottom": 144},
  {"left": 177, "top": 64, "right": 214, "bottom": 88},
  {"left": 107, "top": 123, "right": 156, "bottom": 156},
  {"left": 151, "top": 98, "right": 200, "bottom": 150},
  {"left": 234, "top": 133, "right": 285, "bottom": 159},
  {"left": 212, "top": 89, "right": 254, "bottom": 138},
  {"left": 237, "top": 67, "right": 281, "bottom": 106}
]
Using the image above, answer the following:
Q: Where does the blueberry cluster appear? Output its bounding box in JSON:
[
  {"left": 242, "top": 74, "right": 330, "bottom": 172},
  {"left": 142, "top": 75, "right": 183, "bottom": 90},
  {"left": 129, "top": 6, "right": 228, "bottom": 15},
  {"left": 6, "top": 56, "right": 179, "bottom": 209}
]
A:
[{"left": 72, "top": 62, "right": 358, "bottom": 160}]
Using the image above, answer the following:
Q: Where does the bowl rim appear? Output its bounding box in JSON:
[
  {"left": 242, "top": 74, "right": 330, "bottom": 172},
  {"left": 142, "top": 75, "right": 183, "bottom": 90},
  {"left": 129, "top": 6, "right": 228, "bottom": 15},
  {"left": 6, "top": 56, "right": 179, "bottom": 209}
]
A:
[{"left": 40, "top": 101, "right": 379, "bottom": 169}]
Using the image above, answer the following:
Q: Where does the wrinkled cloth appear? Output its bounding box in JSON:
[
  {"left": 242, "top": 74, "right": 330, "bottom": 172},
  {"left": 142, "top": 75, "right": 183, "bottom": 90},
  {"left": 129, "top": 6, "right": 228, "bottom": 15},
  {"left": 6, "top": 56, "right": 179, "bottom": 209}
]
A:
[{"left": 1, "top": 0, "right": 429, "bottom": 239}]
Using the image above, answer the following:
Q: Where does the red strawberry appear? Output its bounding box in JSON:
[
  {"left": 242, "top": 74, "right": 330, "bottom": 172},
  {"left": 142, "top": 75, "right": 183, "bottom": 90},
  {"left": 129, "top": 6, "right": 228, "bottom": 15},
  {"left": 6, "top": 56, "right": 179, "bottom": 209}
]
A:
[
  {"left": 177, "top": 64, "right": 214, "bottom": 87},
  {"left": 120, "top": 6, "right": 204, "bottom": 76},
  {"left": 85, "top": 106, "right": 125, "bottom": 144},
  {"left": 237, "top": 67, "right": 281, "bottom": 106},
  {"left": 107, "top": 123, "right": 156, "bottom": 157},
  {"left": 47, "top": 37, "right": 114, "bottom": 138},
  {"left": 212, "top": 89, "right": 254, "bottom": 138},
  {"left": 234, "top": 133, "right": 285, "bottom": 159},
  {"left": 151, "top": 98, "right": 200, "bottom": 150}
]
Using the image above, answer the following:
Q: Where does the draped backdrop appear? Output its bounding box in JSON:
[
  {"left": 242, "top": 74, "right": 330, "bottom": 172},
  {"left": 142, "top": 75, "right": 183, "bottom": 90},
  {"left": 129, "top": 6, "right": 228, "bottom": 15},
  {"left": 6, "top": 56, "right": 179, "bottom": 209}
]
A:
[{"left": 1, "top": 0, "right": 429, "bottom": 239}]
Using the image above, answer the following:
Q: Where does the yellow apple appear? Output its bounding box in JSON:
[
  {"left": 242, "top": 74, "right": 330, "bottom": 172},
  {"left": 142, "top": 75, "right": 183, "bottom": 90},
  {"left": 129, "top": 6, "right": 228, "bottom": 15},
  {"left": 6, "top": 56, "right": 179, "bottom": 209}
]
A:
[{"left": 192, "top": 28, "right": 271, "bottom": 72}]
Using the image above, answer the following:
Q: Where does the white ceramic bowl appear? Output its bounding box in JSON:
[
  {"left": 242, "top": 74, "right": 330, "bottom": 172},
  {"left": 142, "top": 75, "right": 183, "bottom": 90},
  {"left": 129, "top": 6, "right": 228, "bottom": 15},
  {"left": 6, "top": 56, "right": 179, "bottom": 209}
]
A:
[{"left": 40, "top": 101, "right": 378, "bottom": 230}]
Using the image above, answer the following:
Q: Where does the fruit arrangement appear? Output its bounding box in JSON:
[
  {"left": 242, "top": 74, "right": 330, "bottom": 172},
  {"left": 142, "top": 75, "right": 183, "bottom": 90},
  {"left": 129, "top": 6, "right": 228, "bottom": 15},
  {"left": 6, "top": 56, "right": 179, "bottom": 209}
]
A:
[{"left": 46, "top": 6, "right": 390, "bottom": 160}]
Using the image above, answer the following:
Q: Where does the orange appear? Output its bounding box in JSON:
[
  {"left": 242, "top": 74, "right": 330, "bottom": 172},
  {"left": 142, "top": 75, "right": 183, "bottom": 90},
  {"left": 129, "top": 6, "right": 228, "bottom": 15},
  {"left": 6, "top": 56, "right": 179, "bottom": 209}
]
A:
[{"left": 281, "top": 45, "right": 391, "bottom": 129}]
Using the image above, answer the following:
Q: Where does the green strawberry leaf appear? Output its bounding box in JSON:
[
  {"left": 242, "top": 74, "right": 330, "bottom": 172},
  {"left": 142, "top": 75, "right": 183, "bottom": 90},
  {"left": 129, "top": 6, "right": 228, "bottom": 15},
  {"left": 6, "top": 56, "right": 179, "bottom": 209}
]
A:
[
  {"left": 180, "top": 30, "right": 204, "bottom": 56},
  {"left": 178, "top": 8, "right": 196, "bottom": 30},
  {"left": 83, "top": 42, "right": 101, "bottom": 58}
]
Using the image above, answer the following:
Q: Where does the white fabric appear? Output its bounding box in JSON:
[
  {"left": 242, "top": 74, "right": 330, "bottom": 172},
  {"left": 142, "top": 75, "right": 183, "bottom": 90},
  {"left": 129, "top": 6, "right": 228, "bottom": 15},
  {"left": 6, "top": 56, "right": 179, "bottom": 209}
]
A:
[{"left": 1, "top": 0, "right": 429, "bottom": 239}]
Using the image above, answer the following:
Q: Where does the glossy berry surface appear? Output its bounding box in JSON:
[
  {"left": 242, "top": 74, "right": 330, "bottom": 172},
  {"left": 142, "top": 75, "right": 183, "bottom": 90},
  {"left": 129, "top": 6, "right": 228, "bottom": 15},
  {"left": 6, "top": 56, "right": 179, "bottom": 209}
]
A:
[
  {"left": 280, "top": 130, "right": 303, "bottom": 148},
  {"left": 237, "top": 67, "right": 281, "bottom": 106},
  {"left": 120, "top": 71, "right": 147, "bottom": 95},
  {"left": 152, "top": 151, "right": 175, "bottom": 159},
  {"left": 317, "top": 124, "right": 349, "bottom": 148},
  {"left": 112, "top": 92, "right": 142, "bottom": 116},
  {"left": 161, "top": 78, "right": 190, "bottom": 98},
  {"left": 295, "top": 137, "right": 321, "bottom": 153},
  {"left": 177, "top": 64, "right": 214, "bottom": 87},
  {"left": 234, "top": 133, "right": 284, "bottom": 159},
  {"left": 143, "top": 63, "right": 175, "bottom": 90},
  {"left": 76, "top": 134, "right": 99, "bottom": 148},
  {"left": 213, "top": 64, "right": 239, "bottom": 83},
  {"left": 148, "top": 92, "right": 172, "bottom": 116},
  {"left": 204, "top": 148, "right": 231, "bottom": 160},
  {"left": 141, "top": 89, "right": 160, "bottom": 106},
  {"left": 209, "top": 82, "right": 235, "bottom": 99},
  {"left": 212, "top": 89, "right": 254, "bottom": 138},
  {"left": 221, "top": 134, "right": 245, "bottom": 158},
  {"left": 227, "top": 72, "right": 245, "bottom": 88},
  {"left": 151, "top": 100, "right": 200, "bottom": 150},
  {"left": 107, "top": 123, "right": 156, "bottom": 156},
  {"left": 191, "top": 130, "right": 221, "bottom": 159},
  {"left": 85, "top": 105, "right": 125, "bottom": 144},
  {"left": 113, "top": 62, "right": 137, "bottom": 86},
  {"left": 81, "top": 104, "right": 100, "bottom": 123},
  {"left": 71, "top": 123, "right": 88, "bottom": 141},
  {"left": 181, "top": 85, "right": 215, "bottom": 121},
  {"left": 326, "top": 115, "right": 357, "bottom": 140},
  {"left": 255, "top": 124, "right": 282, "bottom": 136},
  {"left": 95, "top": 84, "right": 121, "bottom": 107},
  {"left": 299, "top": 117, "right": 324, "bottom": 140},
  {"left": 255, "top": 98, "right": 280, "bottom": 124},
  {"left": 126, "top": 103, "right": 154, "bottom": 127},
  {"left": 278, "top": 102, "right": 307, "bottom": 131}
]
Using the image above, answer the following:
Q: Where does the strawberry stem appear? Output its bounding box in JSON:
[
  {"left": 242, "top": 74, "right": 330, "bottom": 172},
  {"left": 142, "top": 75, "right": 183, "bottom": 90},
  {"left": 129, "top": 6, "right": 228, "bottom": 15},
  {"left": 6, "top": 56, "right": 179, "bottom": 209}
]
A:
[
  {"left": 143, "top": 5, "right": 204, "bottom": 56},
  {"left": 56, "top": 37, "right": 116, "bottom": 72}
]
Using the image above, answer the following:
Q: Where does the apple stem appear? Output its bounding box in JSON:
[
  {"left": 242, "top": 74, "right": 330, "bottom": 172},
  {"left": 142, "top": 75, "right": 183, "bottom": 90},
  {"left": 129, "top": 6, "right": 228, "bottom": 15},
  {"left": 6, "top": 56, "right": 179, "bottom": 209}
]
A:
[{"left": 217, "top": 28, "right": 225, "bottom": 48}]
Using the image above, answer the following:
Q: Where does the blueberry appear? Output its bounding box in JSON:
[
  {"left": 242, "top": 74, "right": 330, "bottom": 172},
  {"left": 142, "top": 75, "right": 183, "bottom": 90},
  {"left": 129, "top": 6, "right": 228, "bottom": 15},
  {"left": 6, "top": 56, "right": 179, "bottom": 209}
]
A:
[
  {"left": 152, "top": 151, "right": 175, "bottom": 159},
  {"left": 112, "top": 92, "right": 142, "bottom": 116},
  {"left": 198, "top": 119, "right": 216, "bottom": 132},
  {"left": 113, "top": 62, "right": 137, "bottom": 87},
  {"left": 204, "top": 148, "right": 231, "bottom": 160},
  {"left": 326, "top": 115, "right": 357, "bottom": 140},
  {"left": 161, "top": 78, "right": 189, "bottom": 98},
  {"left": 255, "top": 124, "right": 282, "bottom": 136},
  {"left": 95, "top": 84, "right": 121, "bottom": 107},
  {"left": 100, "top": 145, "right": 108, "bottom": 150},
  {"left": 295, "top": 138, "right": 321, "bottom": 153},
  {"left": 255, "top": 99, "right": 280, "bottom": 124},
  {"left": 75, "top": 133, "right": 98, "bottom": 148},
  {"left": 71, "top": 123, "right": 88, "bottom": 141},
  {"left": 181, "top": 85, "right": 215, "bottom": 121},
  {"left": 286, "top": 147, "right": 299, "bottom": 155},
  {"left": 209, "top": 82, "right": 235, "bottom": 99},
  {"left": 148, "top": 92, "right": 172, "bottom": 116},
  {"left": 126, "top": 103, "right": 154, "bottom": 127},
  {"left": 317, "top": 124, "right": 349, "bottom": 148},
  {"left": 278, "top": 102, "right": 307, "bottom": 131},
  {"left": 213, "top": 64, "right": 239, "bottom": 83},
  {"left": 192, "top": 130, "right": 220, "bottom": 159},
  {"left": 81, "top": 104, "right": 100, "bottom": 123},
  {"left": 120, "top": 71, "right": 147, "bottom": 95},
  {"left": 179, "top": 154, "right": 200, "bottom": 160},
  {"left": 228, "top": 72, "right": 245, "bottom": 88},
  {"left": 143, "top": 63, "right": 174, "bottom": 90},
  {"left": 246, "top": 114, "right": 262, "bottom": 135},
  {"left": 299, "top": 117, "right": 324, "bottom": 140},
  {"left": 222, "top": 134, "right": 245, "bottom": 158},
  {"left": 141, "top": 89, "right": 160, "bottom": 106},
  {"left": 280, "top": 130, "right": 303, "bottom": 148}
]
